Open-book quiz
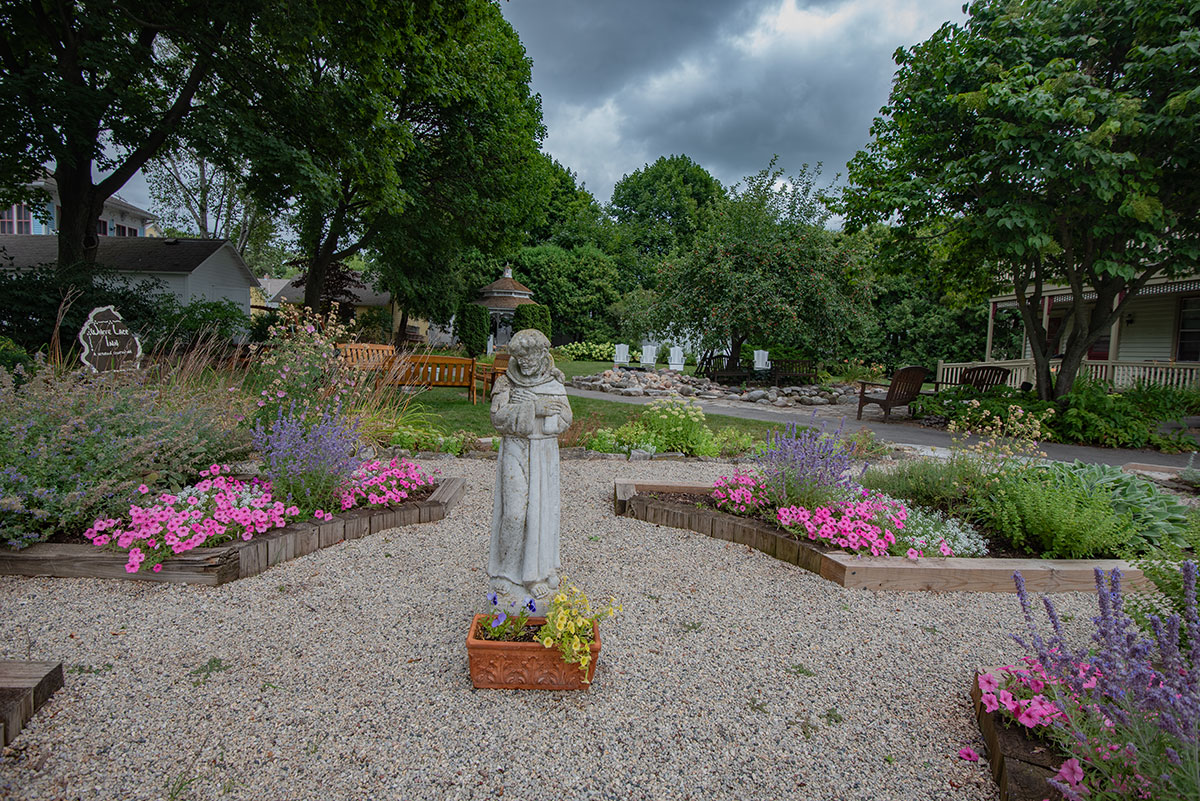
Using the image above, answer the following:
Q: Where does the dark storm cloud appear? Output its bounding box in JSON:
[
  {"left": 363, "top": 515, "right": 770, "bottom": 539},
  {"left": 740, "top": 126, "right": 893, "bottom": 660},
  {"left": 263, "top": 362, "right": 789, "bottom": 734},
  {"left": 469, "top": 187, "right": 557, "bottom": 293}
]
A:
[{"left": 501, "top": 0, "right": 967, "bottom": 204}]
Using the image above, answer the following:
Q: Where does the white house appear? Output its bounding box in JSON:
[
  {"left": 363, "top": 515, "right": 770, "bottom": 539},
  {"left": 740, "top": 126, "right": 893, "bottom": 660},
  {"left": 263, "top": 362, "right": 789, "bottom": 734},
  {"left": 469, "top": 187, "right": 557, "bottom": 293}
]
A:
[
  {"left": 0, "top": 235, "right": 260, "bottom": 316},
  {"left": 2, "top": 174, "right": 155, "bottom": 238}
]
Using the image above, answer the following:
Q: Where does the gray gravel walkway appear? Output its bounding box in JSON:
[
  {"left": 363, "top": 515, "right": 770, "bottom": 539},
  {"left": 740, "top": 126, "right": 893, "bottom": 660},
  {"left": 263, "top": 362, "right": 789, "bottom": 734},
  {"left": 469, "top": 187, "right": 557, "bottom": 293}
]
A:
[{"left": 0, "top": 457, "right": 1100, "bottom": 801}]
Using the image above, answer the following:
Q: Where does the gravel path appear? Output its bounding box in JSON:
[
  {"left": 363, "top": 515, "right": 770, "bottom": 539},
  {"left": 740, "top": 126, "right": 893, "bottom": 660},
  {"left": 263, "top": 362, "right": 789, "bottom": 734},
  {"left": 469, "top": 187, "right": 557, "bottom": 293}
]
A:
[{"left": 0, "top": 457, "right": 1101, "bottom": 801}]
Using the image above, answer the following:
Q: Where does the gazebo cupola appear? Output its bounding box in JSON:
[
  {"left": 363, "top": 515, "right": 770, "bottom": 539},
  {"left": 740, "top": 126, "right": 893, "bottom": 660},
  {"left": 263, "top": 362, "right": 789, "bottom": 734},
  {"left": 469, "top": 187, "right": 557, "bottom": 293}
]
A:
[{"left": 474, "top": 265, "right": 536, "bottom": 345}]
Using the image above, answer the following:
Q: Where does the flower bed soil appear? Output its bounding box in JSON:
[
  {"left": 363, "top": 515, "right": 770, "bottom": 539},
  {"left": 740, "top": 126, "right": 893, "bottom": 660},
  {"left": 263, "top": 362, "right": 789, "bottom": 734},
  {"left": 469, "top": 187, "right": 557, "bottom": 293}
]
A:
[
  {"left": 971, "top": 668, "right": 1066, "bottom": 801},
  {"left": 613, "top": 479, "right": 1146, "bottom": 593},
  {"left": 0, "top": 478, "right": 465, "bottom": 586}
]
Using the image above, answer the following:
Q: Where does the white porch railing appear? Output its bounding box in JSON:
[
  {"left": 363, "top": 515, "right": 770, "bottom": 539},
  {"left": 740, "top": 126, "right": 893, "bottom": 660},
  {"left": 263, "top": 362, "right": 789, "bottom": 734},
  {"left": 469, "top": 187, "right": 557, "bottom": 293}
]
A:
[{"left": 937, "top": 359, "right": 1200, "bottom": 390}]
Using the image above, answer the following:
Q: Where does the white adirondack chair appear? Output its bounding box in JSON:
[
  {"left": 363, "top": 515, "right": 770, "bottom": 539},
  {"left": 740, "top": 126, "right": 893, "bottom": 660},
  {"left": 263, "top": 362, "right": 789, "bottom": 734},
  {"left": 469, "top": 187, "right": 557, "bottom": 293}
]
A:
[
  {"left": 753, "top": 349, "right": 771, "bottom": 371},
  {"left": 667, "top": 346, "right": 685, "bottom": 371},
  {"left": 614, "top": 343, "right": 630, "bottom": 367},
  {"left": 640, "top": 344, "right": 657, "bottom": 369}
]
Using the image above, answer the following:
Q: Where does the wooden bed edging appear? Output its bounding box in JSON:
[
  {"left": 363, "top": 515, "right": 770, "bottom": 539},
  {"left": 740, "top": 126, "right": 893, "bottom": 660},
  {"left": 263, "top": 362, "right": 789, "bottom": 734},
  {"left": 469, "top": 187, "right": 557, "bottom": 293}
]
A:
[
  {"left": 0, "top": 477, "right": 466, "bottom": 586},
  {"left": 0, "top": 661, "right": 63, "bottom": 747},
  {"left": 971, "top": 668, "right": 1065, "bottom": 801},
  {"left": 613, "top": 479, "right": 1144, "bottom": 593}
]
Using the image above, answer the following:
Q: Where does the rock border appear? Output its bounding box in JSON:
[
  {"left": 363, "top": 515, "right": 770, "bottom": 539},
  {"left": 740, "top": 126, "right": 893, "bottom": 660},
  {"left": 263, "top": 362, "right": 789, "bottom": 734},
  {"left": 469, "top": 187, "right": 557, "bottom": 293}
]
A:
[
  {"left": 613, "top": 479, "right": 1144, "bottom": 593},
  {"left": 0, "top": 661, "right": 63, "bottom": 747},
  {"left": 970, "top": 668, "right": 1065, "bottom": 801},
  {"left": 0, "top": 478, "right": 465, "bottom": 586}
]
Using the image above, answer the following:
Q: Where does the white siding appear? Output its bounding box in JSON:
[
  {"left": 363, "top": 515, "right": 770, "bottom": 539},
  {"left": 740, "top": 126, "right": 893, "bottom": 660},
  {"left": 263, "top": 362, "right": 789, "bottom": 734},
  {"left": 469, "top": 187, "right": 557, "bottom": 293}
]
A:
[
  {"left": 121, "top": 271, "right": 189, "bottom": 301},
  {"left": 190, "top": 247, "right": 255, "bottom": 315},
  {"left": 1117, "top": 296, "right": 1177, "bottom": 361}
]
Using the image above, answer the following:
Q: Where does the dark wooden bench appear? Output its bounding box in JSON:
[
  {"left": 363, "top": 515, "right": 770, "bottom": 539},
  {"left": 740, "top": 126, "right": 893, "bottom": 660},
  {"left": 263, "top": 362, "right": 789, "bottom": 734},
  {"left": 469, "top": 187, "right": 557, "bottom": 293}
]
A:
[
  {"left": 337, "top": 344, "right": 478, "bottom": 403},
  {"left": 857, "top": 365, "right": 931, "bottom": 423},
  {"left": 770, "top": 358, "right": 817, "bottom": 386},
  {"left": 935, "top": 365, "right": 1013, "bottom": 393}
]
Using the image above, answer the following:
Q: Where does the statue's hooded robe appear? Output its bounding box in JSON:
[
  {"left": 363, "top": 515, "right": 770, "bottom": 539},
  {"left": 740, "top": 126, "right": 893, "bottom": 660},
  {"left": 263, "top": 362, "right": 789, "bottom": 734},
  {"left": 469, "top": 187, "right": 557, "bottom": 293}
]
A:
[{"left": 488, "top": 352, "right": 572, "bottom": 594}]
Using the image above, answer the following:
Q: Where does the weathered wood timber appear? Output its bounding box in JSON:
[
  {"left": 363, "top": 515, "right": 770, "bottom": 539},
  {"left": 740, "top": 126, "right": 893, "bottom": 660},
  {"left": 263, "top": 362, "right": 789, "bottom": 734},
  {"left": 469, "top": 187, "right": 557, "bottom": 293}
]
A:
[
  {"left": 0, "top": 661, "right": 64, "bottom": 747},
  {"left": 0, "top": 478, "right": 467, "bottom": 587}
]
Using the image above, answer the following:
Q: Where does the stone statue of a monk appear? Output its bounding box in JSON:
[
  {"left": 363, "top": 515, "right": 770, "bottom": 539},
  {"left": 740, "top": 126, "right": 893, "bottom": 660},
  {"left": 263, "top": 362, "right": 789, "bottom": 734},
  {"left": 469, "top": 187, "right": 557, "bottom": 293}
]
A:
[{"left": 488, "top": 329, "right": 573, "bottom": 606}]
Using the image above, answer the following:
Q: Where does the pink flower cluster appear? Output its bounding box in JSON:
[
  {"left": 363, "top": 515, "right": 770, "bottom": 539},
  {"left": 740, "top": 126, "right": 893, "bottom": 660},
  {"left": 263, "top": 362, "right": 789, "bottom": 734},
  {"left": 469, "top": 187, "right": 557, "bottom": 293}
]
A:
[
  {"left": 775, "top": 494, "right": 907, "bottom": 556},
  {"left": 339, "top": 458, "right": 438, "bottom": 511},
  {"left": 977, "top": 657, "right": 1077, "bottom": 730},
  {"left": 85, "top": 465, "right": 297, "bottom": 573},
  {"left": 711, "top": 469, "right": 770, "bottom": 515}
]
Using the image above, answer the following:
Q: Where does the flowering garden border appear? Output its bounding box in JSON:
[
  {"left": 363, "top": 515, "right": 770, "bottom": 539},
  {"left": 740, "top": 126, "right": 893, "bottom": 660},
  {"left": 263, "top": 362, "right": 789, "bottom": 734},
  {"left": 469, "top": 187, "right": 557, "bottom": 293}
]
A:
[
  {"left": 971, "top": 667, "right": 1066, "bottom": 801},
  {"left": 613, "top": 480, "right": 1145, "bottom": 593},
  {"left": 0, "top": 478, "right": 465, "bottom": 586}
]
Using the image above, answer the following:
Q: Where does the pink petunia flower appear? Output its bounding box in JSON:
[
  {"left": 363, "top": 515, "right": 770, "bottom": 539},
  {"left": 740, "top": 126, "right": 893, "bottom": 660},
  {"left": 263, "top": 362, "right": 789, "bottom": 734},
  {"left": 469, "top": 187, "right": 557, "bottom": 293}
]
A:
[
  {"left": 1056, "top": 758, "right": 1084, "bottom": 786},
  {"left": 958, "top": 747, "right": 980, "bottom": 762},
  {"left": 978, "top": 672, "right": 999, "bottom": 693}
]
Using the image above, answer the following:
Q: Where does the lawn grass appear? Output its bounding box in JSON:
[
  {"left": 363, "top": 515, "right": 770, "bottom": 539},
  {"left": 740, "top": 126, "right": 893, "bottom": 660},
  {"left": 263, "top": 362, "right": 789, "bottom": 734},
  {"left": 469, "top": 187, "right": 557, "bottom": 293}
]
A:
[{"left": 406, "top": 385, "right": 783, "bottom": 441}]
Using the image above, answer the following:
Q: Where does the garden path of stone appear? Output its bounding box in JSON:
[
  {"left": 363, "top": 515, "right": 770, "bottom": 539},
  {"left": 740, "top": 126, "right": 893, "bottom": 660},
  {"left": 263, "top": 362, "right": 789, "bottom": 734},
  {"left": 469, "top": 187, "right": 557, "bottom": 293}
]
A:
[{"left": 0, "top": 458, "right": 1102, "bottom": 801}]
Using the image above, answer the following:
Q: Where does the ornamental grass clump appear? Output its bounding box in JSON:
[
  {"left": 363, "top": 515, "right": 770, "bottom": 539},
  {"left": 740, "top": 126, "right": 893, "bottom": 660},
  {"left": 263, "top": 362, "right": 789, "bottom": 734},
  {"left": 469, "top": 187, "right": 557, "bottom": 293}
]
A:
[
  {"left": 0, "top": 360, "right": 250, "bottom": 549},
  {"left": 1010, "top": 565, "right": 1200, "bottom": 801},
  {"left": 252, "top": 402, "right": 360, "bottom": 515},
  {"left": 85, "top": 465, "right": 299, "bottom": 573}
]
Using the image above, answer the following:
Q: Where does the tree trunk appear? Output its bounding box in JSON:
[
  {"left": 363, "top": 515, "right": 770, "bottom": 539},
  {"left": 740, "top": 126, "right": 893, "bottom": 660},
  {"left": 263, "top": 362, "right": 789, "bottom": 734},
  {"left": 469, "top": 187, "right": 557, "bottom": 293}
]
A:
[
  {"left": 396, "top": 307, "right": 409, "bottom": 346},
  {"left": 726, "top": 331, "right": 746, "bottom": 371},
  {"left": 54, "top": 164, "right": 106, "bottom": 269}
]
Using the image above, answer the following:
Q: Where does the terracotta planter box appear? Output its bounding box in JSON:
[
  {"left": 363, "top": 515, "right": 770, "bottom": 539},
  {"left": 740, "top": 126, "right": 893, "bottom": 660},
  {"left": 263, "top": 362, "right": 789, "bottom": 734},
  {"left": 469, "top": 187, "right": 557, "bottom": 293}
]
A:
[{"left": 466, "top": 614, "right": 600, "bottom": 690}]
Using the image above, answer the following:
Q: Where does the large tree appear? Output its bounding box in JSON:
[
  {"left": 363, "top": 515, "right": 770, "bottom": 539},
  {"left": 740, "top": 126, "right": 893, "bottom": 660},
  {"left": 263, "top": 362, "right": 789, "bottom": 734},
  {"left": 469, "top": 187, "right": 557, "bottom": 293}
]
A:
[
  {"left": 843, "top": 0, "right": 1200, "bottom": 399},
  {"left": 226, "top": 0, "right": 546, "bottom": 310},
  {"left": 511, "top": 244, "right": 621, "bottom": 343},
  {"left": 144, "top": 149, "right": 269, "bottom": 254},
  {"left": 0, "top": 1, "right": 266, "bottom": 268},
  {"left": 607, "top": 154, "right": 724, "bottom": 290},
  {"left": 654, "top": 161, "right": 865, "bottom": 370}
]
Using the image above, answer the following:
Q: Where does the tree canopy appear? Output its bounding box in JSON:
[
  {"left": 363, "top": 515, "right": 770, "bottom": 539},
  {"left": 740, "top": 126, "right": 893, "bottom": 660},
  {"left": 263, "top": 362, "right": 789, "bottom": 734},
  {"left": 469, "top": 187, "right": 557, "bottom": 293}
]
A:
[
  {"left": 654, "top": 161, "right": 865, "bottom": 369},
  {"left": 843, "top": 0, "right": 1200, "bottom": 399}
]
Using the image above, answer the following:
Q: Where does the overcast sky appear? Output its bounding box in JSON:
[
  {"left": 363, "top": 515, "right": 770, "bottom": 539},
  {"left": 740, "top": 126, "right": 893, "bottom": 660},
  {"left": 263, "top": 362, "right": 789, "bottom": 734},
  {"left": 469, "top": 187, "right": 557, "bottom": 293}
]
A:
[
  {"left": 118, "top": 0, "right": 967, "bottom": 216},
  {"left": 499, "top": 0, "right": 967, "bottom": 204}
]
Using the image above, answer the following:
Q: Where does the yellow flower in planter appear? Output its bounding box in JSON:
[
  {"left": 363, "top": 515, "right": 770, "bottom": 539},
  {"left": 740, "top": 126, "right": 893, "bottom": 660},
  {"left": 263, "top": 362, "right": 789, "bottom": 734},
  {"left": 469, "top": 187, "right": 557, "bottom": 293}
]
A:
[{"left": 537, "top": 578, "right": 620, "bottom": 683}]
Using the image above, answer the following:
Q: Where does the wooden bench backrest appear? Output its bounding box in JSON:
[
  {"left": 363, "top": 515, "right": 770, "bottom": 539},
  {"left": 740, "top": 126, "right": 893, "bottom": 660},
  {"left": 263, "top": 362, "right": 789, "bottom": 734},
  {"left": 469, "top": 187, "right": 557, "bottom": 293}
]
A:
[
  {"left": 885, "top": 365, "right": 931, "bottom": 404},
  {"left": 960, "top": 365, "right": 1012, "bottom": 392},
  {"left": 337, "top": 343, "right": 394, "bottom": 367},
  {"left": 392, "top": 354, "right": 476, "bottom": 387}
]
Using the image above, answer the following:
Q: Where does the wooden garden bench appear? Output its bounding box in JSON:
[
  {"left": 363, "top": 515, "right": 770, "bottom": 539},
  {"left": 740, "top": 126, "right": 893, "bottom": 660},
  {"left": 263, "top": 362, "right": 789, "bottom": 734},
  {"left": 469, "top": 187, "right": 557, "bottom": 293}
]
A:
[
  {"left": 856, "top": 365, "right": 932, "bottom": 423},
  {"left": 337, "top": 345, "right": 478, "bottom": 403},
  {"left": 770, "top": 358, "right": 817, "bottom": 386},
  {"left": 935, "top": 364, "right": 1013, "bottom": 393},
  {"left": 478, "top": 352, "right": 510, "bottom": 398}
]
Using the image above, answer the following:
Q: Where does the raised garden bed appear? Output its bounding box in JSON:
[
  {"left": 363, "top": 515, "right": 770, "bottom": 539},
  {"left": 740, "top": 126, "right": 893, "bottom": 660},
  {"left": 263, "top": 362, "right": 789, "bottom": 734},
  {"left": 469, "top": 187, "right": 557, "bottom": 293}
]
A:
[
  {"left": 0, "top": 478, "right": 465, "bottom": 586},
  {"left": 971, "top": 668, "right": 1065, "bottom": 801},
  {"left": 0, "top": 661, "right": 63, "bottom": 747},
  {"left": 613, "top": 480, "right": 1145, "bottom": 593}
]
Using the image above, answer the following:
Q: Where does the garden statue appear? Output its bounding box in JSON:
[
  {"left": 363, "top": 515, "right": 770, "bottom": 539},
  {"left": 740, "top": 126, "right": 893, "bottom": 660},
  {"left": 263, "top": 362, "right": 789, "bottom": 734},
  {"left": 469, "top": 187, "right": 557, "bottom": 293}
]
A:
[{"left": 488, "top": 329, "right": 573, "bottom": 610}]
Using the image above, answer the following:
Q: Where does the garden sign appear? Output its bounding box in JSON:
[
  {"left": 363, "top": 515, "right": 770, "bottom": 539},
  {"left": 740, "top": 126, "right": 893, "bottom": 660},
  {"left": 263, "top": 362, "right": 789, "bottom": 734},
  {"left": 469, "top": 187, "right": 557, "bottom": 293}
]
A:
[{"left": 78, "top": 305, "right": 142, "bottom": 372}]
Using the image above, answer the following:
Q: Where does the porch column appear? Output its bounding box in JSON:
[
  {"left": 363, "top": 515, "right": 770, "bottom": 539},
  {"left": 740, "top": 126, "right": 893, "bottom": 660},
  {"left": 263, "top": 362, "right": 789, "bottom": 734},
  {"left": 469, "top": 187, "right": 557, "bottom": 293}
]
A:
[
  {"left": 984, "top": 302, "right": 996, "bottom": 362},
  {"left": 1108, "top": 291, "right": 1124, "bottom": 385}
]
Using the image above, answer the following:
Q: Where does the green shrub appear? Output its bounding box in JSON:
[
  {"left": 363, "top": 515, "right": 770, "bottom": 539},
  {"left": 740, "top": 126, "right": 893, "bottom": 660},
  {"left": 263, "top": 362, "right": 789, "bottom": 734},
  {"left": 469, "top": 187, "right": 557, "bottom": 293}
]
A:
[
  {"left": 860, "top": 455, "right": 989, "bottom": 517},
  {"left": 713, "top": 428, "right": 757, "bottom": 457},
  {"left": 581, "top": 399, "right": 721, "bottom": 457},
  {"left": 453, "top": 301, "right": 490, "bottom": 357},
  {"left": 0, "top": 335, "right": 31, "bottom": 374},
  {"left": 248, "top": 309, "right": 281, "bottom": 343},
  {"left": 556, "top": 341, "right": 616, "bottom": 361},
  {"left": 142, "top": 297, "right": 249, "bottom": 346},
  {"left": 1055, "top": 377, "right": 1155, "bottom": 449},
  {"left": 511, "top": 304, "right": 551, "bottom": 340},
  {"left": 971, "top": 471, "right": 1135, "bottom": 559}
]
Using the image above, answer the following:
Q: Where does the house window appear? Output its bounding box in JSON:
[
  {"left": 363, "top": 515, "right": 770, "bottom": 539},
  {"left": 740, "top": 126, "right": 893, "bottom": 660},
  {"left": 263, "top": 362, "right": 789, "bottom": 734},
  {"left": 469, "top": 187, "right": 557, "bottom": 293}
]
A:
[
  {"left": 96, "top": 219, "right": 108, "bottom": 236},
  {"left": 0, "top": 205, "right": 12, "bottom": 234},
  {"left": 14, "top": 205, "right": 30, "bottom": 234},
  {"left": 115, "top": 224, "right": 127, "bottom": 236},
  {"left": 1178, "top": 298, "right": 1200, "bottom": 361},
  {"left": 127, "top": 228, "right": 138, "bottom": 236}
]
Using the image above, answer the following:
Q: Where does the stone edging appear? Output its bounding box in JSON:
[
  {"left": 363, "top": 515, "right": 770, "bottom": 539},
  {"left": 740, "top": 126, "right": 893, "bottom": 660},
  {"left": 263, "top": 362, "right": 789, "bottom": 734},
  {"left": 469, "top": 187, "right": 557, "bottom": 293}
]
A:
[
  {"left": 613, "top": 480, "right": 1144, "bottom": 593},
  {"left": 971, "top": 668, "right": 1065, "bottom": 801},
  {"left": 0, "top": 478, "right": 466, "bottom": 586}
]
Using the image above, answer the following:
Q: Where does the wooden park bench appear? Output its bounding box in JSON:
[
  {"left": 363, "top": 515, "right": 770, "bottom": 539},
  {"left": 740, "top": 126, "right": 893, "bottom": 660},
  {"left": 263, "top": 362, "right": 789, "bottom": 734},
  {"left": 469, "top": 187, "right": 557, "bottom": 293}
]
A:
[
  {"left": 478, "top": 352, "right": 510, "bottom": 398},
  {"left": 337, "top": 345, "right": 478, "bottom": 403},
  {"left": 695, "top": 351, "right": 751, "bottom": 386},
  {"left": 770, "top": 358, "right": 817, "bottom": 386},
  {"left": 856, "top": 365, "right": 932, "bottom": 423},
  {"left": 934, "top": 364, "right": 1013, "bottom": 393}
]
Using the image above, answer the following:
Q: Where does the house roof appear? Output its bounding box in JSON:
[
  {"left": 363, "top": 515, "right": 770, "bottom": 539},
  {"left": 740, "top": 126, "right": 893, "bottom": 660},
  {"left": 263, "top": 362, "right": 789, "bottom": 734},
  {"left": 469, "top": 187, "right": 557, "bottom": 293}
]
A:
[
  {"left": 478, "top": 266, "right": 532, "bottom": 297},
  {"left": 29, "top": 175, "right": 155, "bottom": 220},
  {"left": 0, "top": 235, "right": 230, "bottom": 273},
  {"left": 474, "top": 296, "right": 537, "bottom": 311},
  {"left": 270, "top": 278, "right": 392, "bottom": 308}
]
